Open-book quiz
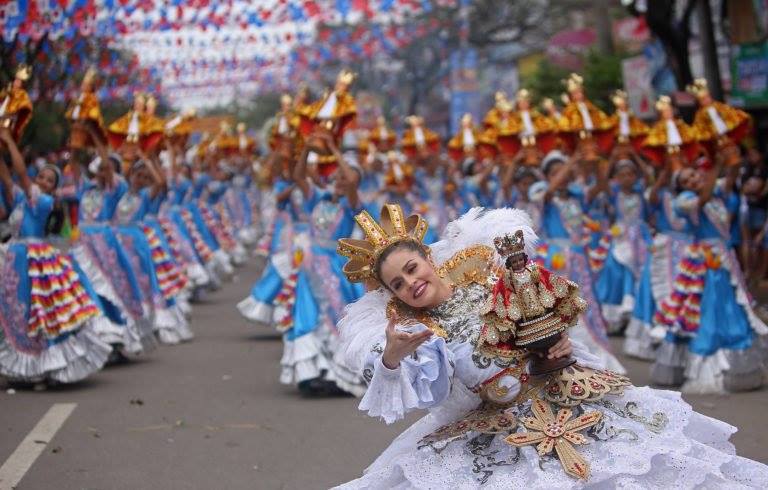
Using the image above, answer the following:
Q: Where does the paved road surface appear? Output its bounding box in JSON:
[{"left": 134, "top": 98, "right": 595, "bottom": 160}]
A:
[{"left": 1, "top": 260, "right": 767, "bottom": 490}]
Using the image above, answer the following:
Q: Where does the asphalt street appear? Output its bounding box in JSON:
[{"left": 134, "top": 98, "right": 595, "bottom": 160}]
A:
[{"left": 1, "top": 259, "right": 767, "bottom": 490}]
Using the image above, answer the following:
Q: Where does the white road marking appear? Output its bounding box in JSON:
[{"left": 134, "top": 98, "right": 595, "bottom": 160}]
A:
[{"left": 0, "top": 403, "right": 76, "bottom": 490}]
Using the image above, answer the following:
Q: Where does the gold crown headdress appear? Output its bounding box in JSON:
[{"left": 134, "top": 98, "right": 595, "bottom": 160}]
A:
[
  {"left": 280, "top": 93, "right": 293, "bottom": 106},
  {"left": 560, "top": 93, "right": 571, "bottom": 105},
  {"left": 15, "top": 65, "right": 32, "bottom": 82},
  {"left": 494, "top": 230, "right": 526, "bottom": 258},
  {"left": 655, "top": 95, "right": 672, "bottom": 112},
  {"left": 337, "top": 203, "right": 429, "bottom": 285},
  {"left": 406, "top": 115, "right": 423, "bottom": 127},
  {"left": 495, "top": 91, "right": 507, "bottom": 104},
  {"left": 564, "top": 73, "right": 584, "bottom": 93},
  {"left": 337, "top": 69, "right": 357, "bottom": 87},
  {"left": 611, "top": 89, "right": 628, "bottom": 107},
  {"left": 237, "top": 122, "right": 246, "bottom": 133},
  {"left": 541, "top": 97, "right": 555, "bottom": 111},
  {"left": 461, "top": 113, "right": 473, "bottom": 126},
  {"left": 516, "top": 88, "right": 531, "bottom": 102},
  {"left": 686, "top": 78, "right": 709, "bottom": 99}
]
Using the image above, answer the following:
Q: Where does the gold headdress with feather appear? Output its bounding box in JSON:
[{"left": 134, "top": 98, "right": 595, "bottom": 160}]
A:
[{"left": 337, "top": 204, "right": 429, "bottom": 285}]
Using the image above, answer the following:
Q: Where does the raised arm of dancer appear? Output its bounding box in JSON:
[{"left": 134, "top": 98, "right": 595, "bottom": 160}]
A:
[
  {"left": 327, "top": 135, "right": 360, "bottom": 209},
  {"left": 292, "top": 147, "right": 311, "bottom": 197},
  {"left": 500, "top": 154, "right": 521, "bottom": 201},
  {"left": 476, "top": 157, "right": 497, "bottom": 185},
  {"left": 167, "top": 139, "right": 180, "bottom": 184},
  {"left": 698, "top": 162, "right": 722, "bottom": 207},
  {"left": 722, "top": 163, "right": 739, "bottom": 196},
  {"left": 649, "top": 165, "right": 670, "bottom": 206},
  {"left": 88, "top": 125, "right": 113, "bottom": 189},
  {"left": 0, "top": 127, "right": 31, "bottom": 197},
  {"left": 630, "top": 150, "right": 655, "bottom": 186},
  {"left": 586, "top": 158, "right": 610, "bottom": 204},
  {"left": 543, "top": 151, "right": 579, "bottom": 202},
  {"left": 0, "top": 157, "right": 14, "bottom": 209},
  {"left": 140, "top": 150, "right": 167, "bottom": 199}
]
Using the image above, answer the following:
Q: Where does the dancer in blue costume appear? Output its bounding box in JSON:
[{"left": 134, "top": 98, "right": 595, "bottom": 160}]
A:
[
  {"left": 201, "top": 162, "right": 247, "bottom": 266},
  {"left": 237, "top": 157, "right": 303, "bottom": 324},
  {"left": 651, "top": 163, "right": 767, "bottom": 393},
  {"left": 412, "top": 154, "right": 449, "bottom": 240},
  {"left": 71, "top": 134, "right": 156, "bottom": 356},
  {"left": 227, "top": 159, "right": 259, "bottom": 247},
  {"left": 114, "top": 157, "right": 192, "bottom": 345},
  {"left": 0, "top": 128, "right": 110, "bottom": 384},
  {"left": 139, "top": 149, "right": 196, "bottom": 315},
  {"left": 358, "top": 149, "right": 385, "bottom": 219},
  {"left": 284, "top": 135, "right": 367, "bottom": 396},
  {"left": 186, "top": 165, "right": 233, "bottom": 282},
  {"left": 530, "top": 150, "right": 625, "bottom": 372},
  {"left": 500, "top": 154, "right": 543, "bottom": 231},
  {"left": 162, "top": 157, "right": 216, "bottom": 291},
  {"left": 593, "top": 156, "right": 653, "bottom": 333},
  {"left": 457, "top": 156, "right": 501, "bottom": 213},
  {"left": 623, "top": 166, "right": 694, "bottom": 360}
]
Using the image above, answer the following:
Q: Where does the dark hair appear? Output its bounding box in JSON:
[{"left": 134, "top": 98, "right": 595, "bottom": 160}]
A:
[
  {"left": 45, "top": 202, "right": 65, "bottom": 236},
  {"left": 513, "top": 167, "right": 538, "bottom": 183},
  {"left": 39, "top": 165, "right": 61, "bottom": 189},
  {"left": 610, "top": 159, "right": 639, "bottom": 179},
  {"left": 504, "top": 253, "right": 530, "bottom": 270},
  {"left": 373, "top": 239, "right": 429, "bottom": 288},
  {"left": 542, "top": 158, "right": 565, "bottom": 178}
]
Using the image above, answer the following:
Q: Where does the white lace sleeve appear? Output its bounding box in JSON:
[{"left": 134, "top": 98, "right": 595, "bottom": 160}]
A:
[
  {"left": 358, "top": 332, "right": 454, "bottom": 425},
  {"left": 571, "top": 338, "right": 606, "bottom": 370}
]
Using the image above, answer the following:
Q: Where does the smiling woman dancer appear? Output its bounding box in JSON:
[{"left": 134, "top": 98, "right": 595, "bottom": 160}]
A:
[{"left": 332, "top": 203, "right": 768, "bottom": 489}]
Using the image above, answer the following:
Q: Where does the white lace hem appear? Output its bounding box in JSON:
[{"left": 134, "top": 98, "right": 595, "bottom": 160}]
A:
[
  {"left": 623, "top": 318, "right": 658, "bottom": 361},
  {"left": 279, "top": 332, "right": 330, "bottom": 386},
  {"left": 237, "top": 296, "right": 274, "bottom": 324},
  {"left": 0, "top": 321, "right": 110, "bottom": 383},
  {"left": 154, "top": 305, "right": 194, "bottom": 345}
]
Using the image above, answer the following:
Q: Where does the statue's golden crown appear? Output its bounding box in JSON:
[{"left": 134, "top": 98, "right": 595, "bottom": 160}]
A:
[
  {"left": 406, "top": 115, "right": 423, "bottom": 127},
  {"left": 611, "top": 89, "right": 628, "bottom": 107},
  {"left": 516, "top": 88, "right": 531, "bottom": 102},
  {"left": 686, "top": 78, "right": 709, "bottom": 99},
  {"left": 494, "top": 230, "right": 526, "bottom": 258},
  {"left": 337, "top": 69, "right": 357, "bottom": 87},
  {"left": 337, "top": 203, "right": 429, "bottom": 285},
  {"left": 655, "top": 95, "right": 672, "bottom": 112},
  {"left": 564, "top": 73, "right": 584, "bottom": 93}
]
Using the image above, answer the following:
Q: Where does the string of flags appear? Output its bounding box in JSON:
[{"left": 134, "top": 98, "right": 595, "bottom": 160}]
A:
[{"left": 1, "top": 1, "right": 460, "bottom": 106}]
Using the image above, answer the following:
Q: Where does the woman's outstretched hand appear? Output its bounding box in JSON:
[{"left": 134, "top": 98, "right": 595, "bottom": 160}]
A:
[
  {"left": 381, "top": 317, "right": 433, "bottom": 370},
  {"left": 547, "top": 333, "right": 573, "bottom": 360}
]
